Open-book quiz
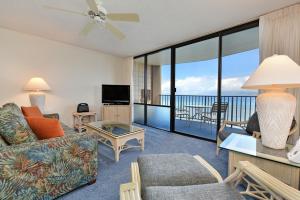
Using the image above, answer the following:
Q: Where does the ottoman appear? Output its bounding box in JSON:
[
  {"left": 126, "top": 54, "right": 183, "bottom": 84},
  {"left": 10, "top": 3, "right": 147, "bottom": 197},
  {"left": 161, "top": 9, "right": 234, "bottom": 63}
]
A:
[{"left": 137, "top": 154, "right": 222, "bottom": 197}]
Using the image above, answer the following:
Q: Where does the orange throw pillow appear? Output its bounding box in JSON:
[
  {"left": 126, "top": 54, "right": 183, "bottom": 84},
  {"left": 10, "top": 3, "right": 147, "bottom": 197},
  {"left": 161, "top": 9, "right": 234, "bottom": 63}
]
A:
[
  {"left": 21, "top": 106, "right": 43, "bottom": 118},
  {"left": 26, "top": 117, "right": 64, "bottom": 140}
]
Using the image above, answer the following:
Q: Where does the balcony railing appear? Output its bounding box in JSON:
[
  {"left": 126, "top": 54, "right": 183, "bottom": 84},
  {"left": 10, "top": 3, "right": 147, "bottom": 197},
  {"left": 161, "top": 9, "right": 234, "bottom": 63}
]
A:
[{"left": 160, "top": 95, "right": 257, "bottom": 122}]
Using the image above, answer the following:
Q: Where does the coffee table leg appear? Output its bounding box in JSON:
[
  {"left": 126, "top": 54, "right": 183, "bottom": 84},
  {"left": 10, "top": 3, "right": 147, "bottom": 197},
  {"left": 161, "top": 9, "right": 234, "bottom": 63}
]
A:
[
  {"left": 115, "top": 147, "right": 120, "bottom": 162},
  {"left": 114, "top": 140, "right": 120, "bottom": 162}
]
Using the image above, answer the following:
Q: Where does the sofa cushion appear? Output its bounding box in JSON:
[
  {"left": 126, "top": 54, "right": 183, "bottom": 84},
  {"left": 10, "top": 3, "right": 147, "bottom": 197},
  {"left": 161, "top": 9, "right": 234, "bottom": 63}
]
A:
[
  {"left": 26, "top": 117, "right": 64, "bottom": 139},
  {"left": 0, "top": 103, "right": 37, "bottom": 144},
  {"left": 3, "top": 103, "right": 24, "bottom": 116},
  {"left": 137, "top": 154, "right": 218, "bottom": 196},
  {"left": 21, "top": 106, "right": 43, "bottom": 117},
  {"left": 144, "top": 183, "right": 245, "bottom": 200}
]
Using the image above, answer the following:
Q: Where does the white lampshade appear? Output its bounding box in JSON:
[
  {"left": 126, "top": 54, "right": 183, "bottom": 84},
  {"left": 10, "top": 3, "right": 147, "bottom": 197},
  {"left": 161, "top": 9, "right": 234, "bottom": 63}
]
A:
[
  {"left": 242, "top": 55, "right": 300, "bottom": 90},
  {"left": 24, "top": 77, "right": 51, "bottom": 92}
]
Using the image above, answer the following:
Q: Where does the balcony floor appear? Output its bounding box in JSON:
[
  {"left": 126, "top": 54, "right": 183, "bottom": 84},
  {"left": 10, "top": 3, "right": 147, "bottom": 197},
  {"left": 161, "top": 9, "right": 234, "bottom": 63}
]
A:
[
  {"left": 175, "top": 119, "right": 218, "bottom": 140},
  {"left": 151, "top": 119, "right": 243, "bottom": 141}
]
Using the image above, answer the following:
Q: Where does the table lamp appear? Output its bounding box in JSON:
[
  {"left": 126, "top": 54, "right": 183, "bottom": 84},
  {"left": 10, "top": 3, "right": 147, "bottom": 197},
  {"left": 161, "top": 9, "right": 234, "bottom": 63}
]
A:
[
  {"left": 24, "top": 77, "right": 51, "bottom": 113},
  {"left": 242, "top": 55, "right": 300, "bottom": 149}
]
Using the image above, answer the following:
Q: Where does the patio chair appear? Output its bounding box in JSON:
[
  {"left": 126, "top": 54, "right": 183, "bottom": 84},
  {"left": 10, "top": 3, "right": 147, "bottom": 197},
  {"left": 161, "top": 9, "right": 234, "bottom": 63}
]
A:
[
  {"left": 216, "top": 112, "right": 298, "bottom": 155},
  {"left": 200, "top": 102, "right": 228, "bottom": 123},
  {"left": 176, "top": 108, "right": 190, "bottom": 120},
  {"left": 120, "top": 154, "right": 300, "bottom": 200},
  {"left": 199, "top": 102, "right": 228, "bottom": 133}
]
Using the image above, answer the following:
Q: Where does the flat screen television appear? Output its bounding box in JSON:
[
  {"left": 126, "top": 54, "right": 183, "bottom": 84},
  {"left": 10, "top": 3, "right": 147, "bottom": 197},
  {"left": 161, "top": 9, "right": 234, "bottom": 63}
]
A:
[{"left": 102, "top": 84, "right": 130, "bottom": 105}]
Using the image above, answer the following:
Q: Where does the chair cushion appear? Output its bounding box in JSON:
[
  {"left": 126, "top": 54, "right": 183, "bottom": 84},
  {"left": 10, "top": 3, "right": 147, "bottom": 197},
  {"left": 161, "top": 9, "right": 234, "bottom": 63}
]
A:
[
  {"left": 144, "top": 183, "right": 245, "bottom": 200},
  {"left": 21, "top": 106, "right": 43, "bottom": 118},
  {"left": 0, "top": 103, "right": 37, "bottom": 144},
  {"left": 219, "top": 128, "right": 249, "bottom": 141},
  {"left": 137, "top": 154, "right": 218, "bottom": 196},
  {"left": 26, "top": 117, "right": 64, "bottom": 139},
  {"left": 246, "top": 112, "right": 260, "bottom": 135}
]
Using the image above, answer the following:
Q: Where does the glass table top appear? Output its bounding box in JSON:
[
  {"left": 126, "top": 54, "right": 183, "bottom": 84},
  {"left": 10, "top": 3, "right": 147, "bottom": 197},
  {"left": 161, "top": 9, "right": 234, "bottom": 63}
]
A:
[
  {"left": 220, "top": 133, "right": 300, "bottom": 167},
  {"left": 87, "top": 121, "right": 143, "bottom": 137}
]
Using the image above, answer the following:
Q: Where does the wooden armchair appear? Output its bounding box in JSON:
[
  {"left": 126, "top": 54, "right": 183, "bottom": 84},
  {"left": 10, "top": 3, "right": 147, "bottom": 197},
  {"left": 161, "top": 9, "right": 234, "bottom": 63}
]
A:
[{"left": 120, "top": 159, "right": 300, "bottom": 200}]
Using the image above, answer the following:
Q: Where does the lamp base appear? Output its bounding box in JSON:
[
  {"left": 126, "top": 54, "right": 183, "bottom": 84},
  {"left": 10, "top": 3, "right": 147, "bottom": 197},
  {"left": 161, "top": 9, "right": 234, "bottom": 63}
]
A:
[
  {"left": 29, "top": 93, "right": 45, "bottom": 113},
  {"left": 257, "top": 90, "right": 296, "bottom": 149}
]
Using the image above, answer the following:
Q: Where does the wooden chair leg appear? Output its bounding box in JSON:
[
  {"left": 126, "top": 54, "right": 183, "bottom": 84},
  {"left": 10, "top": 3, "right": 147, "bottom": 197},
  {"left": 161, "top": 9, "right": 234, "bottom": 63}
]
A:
[{"left": 216, "top": 137, "right": 221, "bottom": 156}]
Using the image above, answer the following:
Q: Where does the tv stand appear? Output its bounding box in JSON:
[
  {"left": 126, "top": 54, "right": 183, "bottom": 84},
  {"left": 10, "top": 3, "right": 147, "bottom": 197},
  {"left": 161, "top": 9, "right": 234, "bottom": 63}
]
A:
[{"left": 102, "top": 104, "right": 131, "bottom": 124}]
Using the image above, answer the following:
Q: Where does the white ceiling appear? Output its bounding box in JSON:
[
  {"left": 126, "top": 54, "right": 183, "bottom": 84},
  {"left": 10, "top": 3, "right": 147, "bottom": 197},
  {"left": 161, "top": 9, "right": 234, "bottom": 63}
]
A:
[
  {"left": 144, "top": 27, "right": 259, "bottom": 65},
  {"left": 0, "top": 0, "right": 299, "bottom": 57}
]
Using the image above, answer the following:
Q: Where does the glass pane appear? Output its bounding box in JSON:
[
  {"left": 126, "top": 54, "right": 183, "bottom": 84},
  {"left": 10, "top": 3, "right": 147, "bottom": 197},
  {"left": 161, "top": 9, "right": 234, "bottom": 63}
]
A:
[
  {"left": 146, "top": 49, "right": 171, "bottom": 131},
  {"left": 133, "top": 104, "right": 144, "bottom": 124},
  {"left": 175, "top": 37, "right": 219, "bottom": 140},
  {"left": 222, "top": 27, "right": 259, "bottom": 134},
  {"left": 147, "top": 105, "right": 170, "bottom": 130},
  {"left": 133, "top": 57, "right": 145, "bottom": 103},
  {"left": 133, "top": 57, "right": 145, "bottom": 125},
  {"left": 147, "top": 49, "right": 171, "bottom": 106},
  {"left": 87, "top": 121, "right": 143, "bottom": 137}
]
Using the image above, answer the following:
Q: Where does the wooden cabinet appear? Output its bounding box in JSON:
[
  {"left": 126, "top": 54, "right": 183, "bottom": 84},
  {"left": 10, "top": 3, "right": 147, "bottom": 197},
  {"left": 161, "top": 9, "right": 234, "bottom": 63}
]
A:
[{"left": 102, "top": 105, "right": 131, "bottom": 124}]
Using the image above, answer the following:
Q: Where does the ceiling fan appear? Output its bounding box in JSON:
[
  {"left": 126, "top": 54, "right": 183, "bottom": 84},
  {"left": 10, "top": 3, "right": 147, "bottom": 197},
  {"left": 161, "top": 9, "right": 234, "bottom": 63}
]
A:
[{"left": 43, "top": 0, "right": 140, "bottom": 39}]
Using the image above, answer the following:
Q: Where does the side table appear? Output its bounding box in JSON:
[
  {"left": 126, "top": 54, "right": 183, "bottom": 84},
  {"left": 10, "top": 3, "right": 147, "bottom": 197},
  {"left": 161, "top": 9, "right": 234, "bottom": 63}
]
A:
[
  {"left": 220, "top": 133, "right": 300, "bottom": 189},
  {"left": 73, "top": 112, "right": 97, "bottom": 133}
]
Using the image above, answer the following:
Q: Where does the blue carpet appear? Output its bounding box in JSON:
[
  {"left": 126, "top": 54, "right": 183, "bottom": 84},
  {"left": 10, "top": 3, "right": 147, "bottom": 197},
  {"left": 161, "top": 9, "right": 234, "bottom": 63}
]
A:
[{"left": 60, "top": 125, "right": 228, "bottom": 200}]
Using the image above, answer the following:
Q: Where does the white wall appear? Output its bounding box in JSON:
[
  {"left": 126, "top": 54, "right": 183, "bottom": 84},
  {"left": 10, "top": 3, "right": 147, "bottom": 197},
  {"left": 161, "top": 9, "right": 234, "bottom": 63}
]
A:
[{"left": 0, "top": 27, "right": 131, "bottom": 126}]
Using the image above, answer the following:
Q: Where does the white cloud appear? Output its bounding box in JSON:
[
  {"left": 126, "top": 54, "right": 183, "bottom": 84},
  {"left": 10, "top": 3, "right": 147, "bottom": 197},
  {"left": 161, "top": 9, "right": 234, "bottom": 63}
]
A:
[
  {"left": 222, "top": 76, "right": 249, "bottom": 92},
  {"left": 161, "top": 76, "right": 253, "bottom": 95}
]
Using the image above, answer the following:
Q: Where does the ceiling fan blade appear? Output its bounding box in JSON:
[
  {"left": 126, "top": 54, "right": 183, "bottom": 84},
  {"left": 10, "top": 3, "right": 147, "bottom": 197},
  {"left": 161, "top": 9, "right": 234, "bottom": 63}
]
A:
[
  {"left": 86, "top": 0, "right": 99, "bottom": 13},
  {"left": 105, "top": 23, "right": 125, "bottom": 39},
  {"left": 44, "top": 5, "right": 86, "bottom": 16},
  {"left": 80, "top": 21, "right": 96, "bottom": 36},
  {"left": 107, "top": 13, "right": 140, "bottom": 22}
]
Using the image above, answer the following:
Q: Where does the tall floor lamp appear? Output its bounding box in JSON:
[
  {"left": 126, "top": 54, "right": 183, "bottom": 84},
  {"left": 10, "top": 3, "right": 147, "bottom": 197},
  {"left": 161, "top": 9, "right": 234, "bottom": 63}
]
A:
[
  {"left": 24, "top": 77, "right": 51, "bottom": 113},
  {"left": 242, "top": 55, "right": 300, "bottom": 149}
]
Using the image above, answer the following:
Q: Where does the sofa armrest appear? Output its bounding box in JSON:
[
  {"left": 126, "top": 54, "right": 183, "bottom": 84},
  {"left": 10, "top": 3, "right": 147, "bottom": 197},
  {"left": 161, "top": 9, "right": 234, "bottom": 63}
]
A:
[
  {"left": 43, "top": 113, "right": 60, "bottom": 119},
  {"left": 0, "top": 133, "right": 98, "bottom": 199}
]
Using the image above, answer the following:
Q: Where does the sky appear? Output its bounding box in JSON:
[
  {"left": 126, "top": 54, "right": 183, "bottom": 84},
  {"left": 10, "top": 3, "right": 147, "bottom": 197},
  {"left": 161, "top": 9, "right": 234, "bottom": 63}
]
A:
[{"left": 161, "top": 49, "right": 259, "bottom": 96}]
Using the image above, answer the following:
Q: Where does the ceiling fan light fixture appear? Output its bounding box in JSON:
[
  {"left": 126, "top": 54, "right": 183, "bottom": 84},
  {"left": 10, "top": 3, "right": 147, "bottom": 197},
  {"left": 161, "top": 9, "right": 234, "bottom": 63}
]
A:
[{"left": 88, "top": 6, "right": 107, "bottom": 23}]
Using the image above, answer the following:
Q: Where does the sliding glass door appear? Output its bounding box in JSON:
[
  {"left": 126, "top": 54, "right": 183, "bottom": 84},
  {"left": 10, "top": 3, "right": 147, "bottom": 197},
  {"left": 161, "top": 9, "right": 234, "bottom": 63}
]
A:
[
  {"left": 133, "top": 49, "right": 171, "bottom": 131},
  {"left": 175, "top": 38, "right": 219, "bottom": 139},
  {"left": 133, "top": 21, "right": 259, "bottom": 141}
]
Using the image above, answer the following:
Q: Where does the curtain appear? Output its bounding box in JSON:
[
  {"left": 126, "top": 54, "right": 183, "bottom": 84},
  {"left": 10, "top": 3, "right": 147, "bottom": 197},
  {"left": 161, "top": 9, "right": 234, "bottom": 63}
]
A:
[{"left": 259, "top": 4, "right": 300, "bottom": 143}]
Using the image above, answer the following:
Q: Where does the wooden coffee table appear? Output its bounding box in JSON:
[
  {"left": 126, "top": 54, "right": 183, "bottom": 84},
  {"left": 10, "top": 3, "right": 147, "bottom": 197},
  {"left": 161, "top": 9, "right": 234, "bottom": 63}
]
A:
[{"left": 86, "top": 121, "right": 144, "bottom": 162}]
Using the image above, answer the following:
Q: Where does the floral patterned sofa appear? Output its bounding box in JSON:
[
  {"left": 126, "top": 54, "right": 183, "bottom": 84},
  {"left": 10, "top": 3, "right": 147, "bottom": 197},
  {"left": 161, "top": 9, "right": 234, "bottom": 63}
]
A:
[{"left": 0, "top": 103, "right": 98, "bottom": 199}]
